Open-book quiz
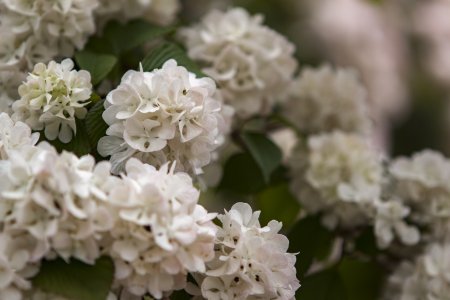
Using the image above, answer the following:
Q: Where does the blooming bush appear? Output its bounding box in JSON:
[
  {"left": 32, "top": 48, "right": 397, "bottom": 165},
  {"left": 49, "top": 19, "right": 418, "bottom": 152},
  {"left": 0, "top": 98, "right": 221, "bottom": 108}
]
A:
[{"left": 0, "top": 1, "right": 449, "bottom": 300}]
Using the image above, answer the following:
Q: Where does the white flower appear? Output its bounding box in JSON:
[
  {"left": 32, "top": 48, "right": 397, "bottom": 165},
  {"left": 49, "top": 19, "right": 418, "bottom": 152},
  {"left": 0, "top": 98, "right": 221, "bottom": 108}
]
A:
[
  {"left": 0, "top": 143, "right": 117, "bottom": 264},
  {"left": 1, "top": 0, "right": 97, "bottom": 62},
  {"left": 0, "top": 112, "right": 39, "bottom": 160},
  {"left": 374, "top": 200, "right": 420, "bottom": 249},
  {"left": 95, "top": 0, "right": 179, "bottom": 26},
  {"left": 197, "top": 203, "right": 300, "bottom": 300},
  {"left": 180, "top": 7, "right": 297, "bottom": 118},
  {"left": 98, "top": 59, "right": 233, "bottom": 175},
  {"left": 283, "top": 65, "right": 371, "bottom": 135},
  {"left": 107, "top": 158, "right": 217, "bottom": 299},
  {"left": 12, "top": 59, "right": 92, "bottom": 143},
  {"left": 389, "top": 150, "right": 450, "bottom": 240},
  {"left": 385, "top": 243, "right": 450, "bottom": 300},
  {"left": 0, "top": 70, "right": 26, "bottom": 114},
  {"left": 289, "top": 131, "right": 383, "bottom": 229}
]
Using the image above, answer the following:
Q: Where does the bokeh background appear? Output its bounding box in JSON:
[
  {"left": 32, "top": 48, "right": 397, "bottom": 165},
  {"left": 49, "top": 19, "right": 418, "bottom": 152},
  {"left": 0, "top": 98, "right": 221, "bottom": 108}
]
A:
[{"left": 181, "top": 0, "right": 450, "bottom": 158}]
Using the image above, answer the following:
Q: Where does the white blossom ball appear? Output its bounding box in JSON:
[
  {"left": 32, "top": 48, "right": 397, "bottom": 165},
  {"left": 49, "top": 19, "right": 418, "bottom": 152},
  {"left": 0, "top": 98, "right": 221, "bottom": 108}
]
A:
[
  {"left": 0, "top": 112, "right": 39, "bottom": 160},
  {"left": 0, "top": 143, "right": 118, "bottom": 264},
  {"left": 289, "top": 131, "right": 384, "bottom": 229},
  {"left": 196, "top": 202, "right": 300, "bottom": 300},
  {"left": 98, "top": 59, "right": 233, "bottom": 175},
  {"left": 283, "top": 64, "right": 371, "bottom": 135},
  {"left": 180, "top": 7, "right": 297, "bottom": 118},
  {"left": 390, "top": 150, "right": 450, "bottom": 239},
  {"left": 384, "top": 243, "right": 450, "bottom": 300},
  {"left": 12, "top": 59, "right": 92, "bottom": 143},
  {"left": 107, "top": 158, "right": 217, "bottom": 299},
  {"left": 1, "top": 0, "right": 98, "bottom": 61}
]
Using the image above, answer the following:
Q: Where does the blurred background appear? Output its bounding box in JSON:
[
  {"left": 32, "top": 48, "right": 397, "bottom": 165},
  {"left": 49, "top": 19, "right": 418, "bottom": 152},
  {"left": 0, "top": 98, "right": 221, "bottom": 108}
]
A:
[{"left": 181, "top": 0, "right": 450, "bottom": 158}]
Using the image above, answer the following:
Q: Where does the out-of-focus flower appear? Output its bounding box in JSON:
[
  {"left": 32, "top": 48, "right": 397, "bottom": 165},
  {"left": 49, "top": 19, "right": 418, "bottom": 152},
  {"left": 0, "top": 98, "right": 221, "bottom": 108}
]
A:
[
  {"left": 180, "top": 7, "right": 297, "bottom": 118},
  {"left": 384, "top": 243, "right": 450, "bottom": 300},
  {"left": 197, "top": 202, "right": 300, "bottom": 299},
  {"left": 98, "top": 59, "right": 233, "bottom": 175},
  {"left": 283, "top": 64, "right": 371, "bottom": 135},
  {"left": 107, "top": 159, "right": 217, "bottom": 299},
  {"left": 0, "top": 112, "right": 39, "bottom": 160},
  {"left": 12, "top": 59, "right": 92, "bottom": 143},
  {"left": 289, "top": 131, "right": 383, "bottom": 229},
  {"left": 0, "top": 70, "right": 25, "bottom": 114},
  {"left": 390, "top": 150, "right": 450, "bottom": 240}
]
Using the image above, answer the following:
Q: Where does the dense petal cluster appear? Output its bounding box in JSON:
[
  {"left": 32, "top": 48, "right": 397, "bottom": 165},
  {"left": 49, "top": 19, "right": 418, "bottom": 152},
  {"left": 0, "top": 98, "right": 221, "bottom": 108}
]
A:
[
  {"left": 390, "top": 150, "right": 450, "bottom": 239},
  {"left": 283, "top": 65, "right": 371, "bottom": 135},
  {"left": 0, "top": 112, "right": 39, "bottom": 160},
  {"left": 289, "top": 131, "right": 383, "bottom": 228},
  {"left": 180, "top": 7, "right": 297, "bottom": 118},
  {"left": 195, "top": 203, "right": 300, "bottom": 300},
  {"left": 12, "top": 59, "right": 92, "bottom": 143},
  {"left": 107, "top": 159, "right": 217, "bottom": 299},
  {"left": 95, "top": 0, "right": 180, "bottom": 26},
  {"left": 384, "top": 243, "right": 450, "bottom": 300},
  {"left": 98, "top": 59, "right": 232, "bottom": 175},
  {"left": 0, "top": 0, "right": 97, "bottom": 70}
]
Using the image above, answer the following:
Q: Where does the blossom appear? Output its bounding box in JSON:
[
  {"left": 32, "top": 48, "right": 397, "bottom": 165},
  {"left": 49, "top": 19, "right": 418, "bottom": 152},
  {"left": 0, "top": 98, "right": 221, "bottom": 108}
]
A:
[
  {"left": 107, "top": 158, "right": 217, "bottom": 298},
  {"left": 196, "top": 203, "right": 300, "bottom": 300},
  {"left": 180, "top": 7, "right": 297, "bottom": 118},
  {"left": 283, "top": 65, "right": 371, "bottom": 135},
  {"left": 289, "top": 131, "right": 383, "bottom": 229},
  {"left": 0, "top": 0, "right": 97, "bottom": 67},
  {"left": 98, "top": 59, "right": 232, "bottom": 175},
  {"left": 0, "top": 143, "right": 117, "bottom": 264},
  {"left": 12, "top": 59, "right": 92, "bottom": 143},
  {"left": 95, "top": 0, "right": 180, "bottom": 26},
  {"left": 0, "top": 70, "right": 25, "bottom": 114},
  {"left": 384, "top": 243, "right": 450, "bottom": 300},
  {"left": 389, "top": 150, "right": 450, "bottom": 239},
  {"left": 0, "top": 113, "right": 39, "bottom": 160}
]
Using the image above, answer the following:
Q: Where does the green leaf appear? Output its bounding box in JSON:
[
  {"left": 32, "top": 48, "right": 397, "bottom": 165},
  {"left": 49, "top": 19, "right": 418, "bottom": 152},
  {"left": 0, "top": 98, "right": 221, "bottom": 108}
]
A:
[
  {"left": 44, "top": 118, "right": 92, "bottom": 157},
  {"left": 75, "top": 51, "right": 117, "bottom": 85},
  {"left": 288, "top": 216, "right": 333, "bottom": 277},
  {"left": 256, "top": 183, "right": 300, "bottom": 228},
  {"left": 141, "top": 42, "right": 206, "bottom": 77},
  {"left": 32, "top": 256, "right": 114, "bottom": 300},
  {"left": 219, "top": 152, "right": 266, "bottom": 195},
  {"left": 338, "top": 258, "right": 384, "bottom": 300},
  {"left": 106, "top": 20, "right": 175, "bottom": 54},
  {"left": 240, "top": 132, "right": 282, "bottom": 183},
  {"left": 299, "top": 268, "right": 348, "bottom": 300},
  {"left": 85, "top": 100, "right": 108, "bottom": 155}
]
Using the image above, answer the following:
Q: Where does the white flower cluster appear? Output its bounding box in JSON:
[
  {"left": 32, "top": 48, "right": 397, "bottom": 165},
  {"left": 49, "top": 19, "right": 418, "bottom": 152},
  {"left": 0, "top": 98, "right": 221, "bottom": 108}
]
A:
[
  {"left": 0, "top": 112, "right": 39, "bottom": 160},
  {"left": 289, "top": 131, "right": 419, "bottom": 248},
  {"left": 98, "top": 59, "right": 233, "bottom": 175},
  {"left": 0, "top": 141, "right": 118, "bottom": 298},
  {"left": 12, "top": 59, "right": 92, "bottom": 143},
  {"left": 108, "top": 159, "right": 217, "bottom": 298},
  {"left": 194, "top": 203, "right": 300, "bottom": 300},
  {"left": 384, "top": 242, "right": 450, "bottom": 300},
  {"left": 283, "top": 65, "right": 371, "bottom": 135},
  {"left": 180, "top": 7, "right": 297, "bottom": 118},
  {"left": 95, "top": 0, "right": 180, "bottom": 26},
  {"left": 0, "top": 0, "right": 97, "bottom": 69},
  {"left": 0, "top": 70, "right": 24, "bottom": 114},
  {"left": 389, "top": 150, "right": 450, "bottom": 240}
]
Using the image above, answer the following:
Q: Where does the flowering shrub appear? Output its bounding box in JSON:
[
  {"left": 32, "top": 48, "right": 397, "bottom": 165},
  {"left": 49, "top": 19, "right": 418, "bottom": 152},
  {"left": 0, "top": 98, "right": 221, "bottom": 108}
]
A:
[{"left": 0, "top": 1, "right": 449, "bottom": 300}]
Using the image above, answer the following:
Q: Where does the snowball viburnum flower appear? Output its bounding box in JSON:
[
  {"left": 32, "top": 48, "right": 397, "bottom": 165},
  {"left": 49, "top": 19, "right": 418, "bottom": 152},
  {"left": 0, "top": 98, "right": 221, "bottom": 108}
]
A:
[
  {"left": 180, "top": 7, "right": 297, "bottom": 118},
  {"left": 283, "top": 64, "right": 371, "bottom": 135},
  {"left": 12, "top": 59, "right": 92, "bottom": 143},
  {"left": 98, "top": 59, "right": 233, "bottom": 175},
  {"left": 195, "top": 203, "right": 300, "bottom": 300},
  {"left": 0, "top": 112, "right": 39, "bottom": 160},
  {"left": 289, "top": 131, "right": 384, "bottom": 229},
  {"left": 107, "top": 158, "right": 217, "bottom": 299}
]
